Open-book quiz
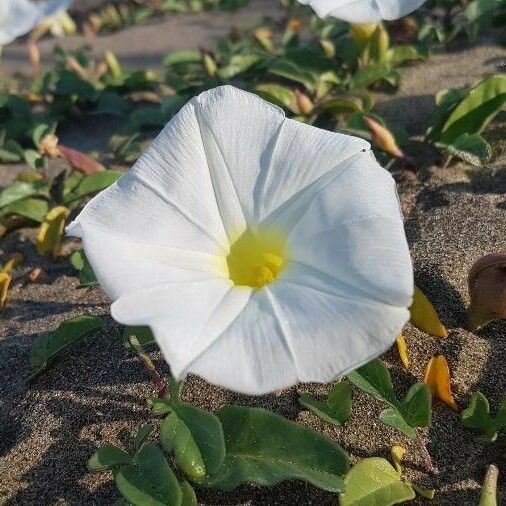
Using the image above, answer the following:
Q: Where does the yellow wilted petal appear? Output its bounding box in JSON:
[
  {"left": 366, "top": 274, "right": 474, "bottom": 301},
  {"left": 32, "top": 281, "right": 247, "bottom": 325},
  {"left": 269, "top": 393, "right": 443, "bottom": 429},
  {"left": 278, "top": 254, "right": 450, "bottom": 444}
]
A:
[
  {"left": 423, "top": 355, "right": 458, "bottom": 411},
  {"left": 0, "top": 272, "right": 11, "bottom": 310},
  {"left": 396, "top": 334, "right": 410, "bottom": 369},
  {"left": 410, "top": 287, "right": 448, "bottom": 338},
  {"left": 39, "top": 133, "right": 60, "bottom": 158},
  {"left": 36, "top": 206, "right": 70, "bottom": 258},
  {"left": 203, "top": 53, "right": 217, "bottom": 77},
  {"left": 3, "top": 253, "right": 23, "bottom": 275},
  {"left": 390, "top": 445, "right": 406, "bottom": 475}
]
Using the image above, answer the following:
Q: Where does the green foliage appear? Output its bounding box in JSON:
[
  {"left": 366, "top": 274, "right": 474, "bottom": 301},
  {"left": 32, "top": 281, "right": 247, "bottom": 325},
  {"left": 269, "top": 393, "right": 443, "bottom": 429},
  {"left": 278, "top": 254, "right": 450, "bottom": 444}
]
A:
[
  {"left": 200, "top": 405, "right": 348, "bottom": 491},
  {"left": 461, "top": 392, "right": 506, "bottom": 443},
  {"left": 30, "top": 315, "right": 104, "bottom": 373},
  {"left": 339, "top": 457, "right": 416, "bottom": 506},
  {"left": 347, "top": 359, "right": 431, "bottom": 438},
  {"left": 427, "top": 75, "right": 506, "bottom": 164},
  {"left": 157, "top": 396, "right": 226, "bottom": 479},
  {"left": 299, "top": 381, "right": 353, "bottom": 426},
  {"left": 124, "top": 326, "right": 156, "bottom": 348},
  {"left": 63, "top": 171, "right": 122, "bottom": 204},
  {"left": 70, "top": 249, "right": 98, "bottom": 287},
  {"left": 88, "top": 426, "right": 189, "bottom": 506}
]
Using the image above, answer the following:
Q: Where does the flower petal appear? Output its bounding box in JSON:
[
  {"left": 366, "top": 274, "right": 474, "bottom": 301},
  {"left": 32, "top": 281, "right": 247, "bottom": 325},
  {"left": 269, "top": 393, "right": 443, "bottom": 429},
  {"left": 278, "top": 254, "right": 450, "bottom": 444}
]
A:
[
  {"left": 274, "top": 150, "right": 413, "bottom": 307},
  {"left": 298, "top": 0, "right": 426, "bottom": 23},
  {"left": 0, "top": 0, "right": 71, "bottom": 45},
  {"left": 186, "top": 289, "right": 299, "bottom": 394},
  {"left": 193, "top": 86, "right": 369, "bottom": 229},
  {"left": 67, "top": 95, "right": 230, "bottom": 298},
  {"left": 80, "top": 227, "right": 227, "bottom": 300},
  {"left": 267, "top": 274, "right": 409, "bottom": 385},
  {"left": 111, "top": 280, "right": 252, "bottom": 378}
]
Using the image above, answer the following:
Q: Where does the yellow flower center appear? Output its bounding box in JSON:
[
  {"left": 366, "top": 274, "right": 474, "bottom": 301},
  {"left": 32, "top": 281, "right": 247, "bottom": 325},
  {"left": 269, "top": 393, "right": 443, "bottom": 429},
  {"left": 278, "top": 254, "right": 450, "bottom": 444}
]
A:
[{"left": 227, "top": 228, "right": 287, "bottom": 289}]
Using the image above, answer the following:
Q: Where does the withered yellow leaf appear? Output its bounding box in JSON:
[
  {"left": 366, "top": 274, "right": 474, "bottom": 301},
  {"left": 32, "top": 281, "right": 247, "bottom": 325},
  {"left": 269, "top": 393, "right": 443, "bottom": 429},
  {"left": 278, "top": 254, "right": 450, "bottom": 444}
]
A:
[
  {"left": 396, "top": 334, "right": 410, "bottom": 369},
  {"left": 3, "top": 253, "right": 23, "bottom": 274},
  {"left": 36, "top": 206, "right": 70, "bottom": 258},
  {"left": 423, "top": 355, "right": 458, "bottom": 411},
  {"left": 390, "top": 445, "right": 406, "bottom": 475},
  {"left": 410, "top": 287, "right": 448, "bottom": 338},
  {"left": 0, "top": 271, "right": 11, "bottom": 310}
]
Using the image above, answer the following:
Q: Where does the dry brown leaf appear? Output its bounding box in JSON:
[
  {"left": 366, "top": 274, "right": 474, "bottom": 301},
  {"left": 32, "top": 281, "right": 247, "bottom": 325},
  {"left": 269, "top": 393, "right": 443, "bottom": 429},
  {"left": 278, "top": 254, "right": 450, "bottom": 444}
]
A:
[
  {"left": 423, "top": 355, "right": 458, "bottom": 411},
  {"left": 58, "top": 145, "right": 105, "bottom": 174}
]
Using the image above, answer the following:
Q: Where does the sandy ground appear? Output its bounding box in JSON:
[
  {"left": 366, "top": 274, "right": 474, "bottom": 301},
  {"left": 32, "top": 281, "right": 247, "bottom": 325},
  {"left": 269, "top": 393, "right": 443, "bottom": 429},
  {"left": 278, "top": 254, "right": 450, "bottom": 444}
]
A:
[{"left": 0, "top": 4, "right": 506, "bottom": 505}]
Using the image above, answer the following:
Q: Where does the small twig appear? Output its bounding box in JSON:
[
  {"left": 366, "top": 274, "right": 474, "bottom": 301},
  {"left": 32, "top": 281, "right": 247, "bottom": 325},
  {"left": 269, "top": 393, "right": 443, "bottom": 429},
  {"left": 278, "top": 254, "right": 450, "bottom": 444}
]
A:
[{"left": 128, "top": 335, "right": 167, "bottom": 398}]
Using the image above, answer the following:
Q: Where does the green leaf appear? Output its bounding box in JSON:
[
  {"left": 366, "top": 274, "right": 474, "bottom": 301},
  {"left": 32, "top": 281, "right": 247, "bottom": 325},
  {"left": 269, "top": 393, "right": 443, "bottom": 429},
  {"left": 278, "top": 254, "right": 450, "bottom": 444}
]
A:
[
  {"left": 95, "top": 92, "right": 130, "bottom": 117},
  {"left": 267, "top": 59, "right": 317, "bottom": 92},
  {"left": 437, "top": 133, "right": 492, "bottom": 166},
  {"left": 124, "top": 325, "right": 156, "bottom": 348},
  {"left": 63, "top": 171, "right": 122, "bottom": 204},
  {"left": 0, "top": 181, "right": 49, "bottom": 208},
  {"left": 70, "top": 249, "right": 98, "bottom": 287},
  {"left": 387, "top": 46, "right": 427, "bottom": 66},
  {"left": 161, "top": 400, "right": 226, "bottom": 479},
  {"left": 201, "top": 405, "right": 348, "bottom": 492},
  {"left": 115, "top": 444, "right": 182, "bottom": 506},
  {"left": 134, "top": 425, "right": 152, "bottom": 451},
  {"left": 461, "top": 392, "right": 506, "bottom": 443},
  {"left": 88, "top": 445, "right": 132, "bottom": 471},
  {"left": 351, "top": 63, "right": 391, "bottom": 89},
  {"left": 164, "top": 50, "right": 202, "bottom": 67},
  {"left": 347, "top": 359, "right": 397, "bottom": 405},
  {"left": 398, "top": 383, "right": 432, "bottom": 428},
  {"left": 339, "top": 457, "right": 416, "bottom": 506},
  {"left": 347, "top": 359, "right": 431, "bottom": 438},
  {"left": 0, "top": 197, "right": 48, "bottom": 222},
  {"left": 299, "top": 381, "right": 352, "bottom": 426},
  {"left": 255, "top": 84, "right": 298, "bottom": 114},
  {"left": 30, "top": 315, "right": 104, "bottom": 370},
  {"left": 379, "top": 408, "right": 416, "bottom": 439},
  {"left": 439, "top": 75, "right": 506, "bottom": 144},
  {"left": 218, "top": 54, "right": 262, "bottom": 79},
  {"left": 180, "top": 481, "right": 197, "bottom": 506}
]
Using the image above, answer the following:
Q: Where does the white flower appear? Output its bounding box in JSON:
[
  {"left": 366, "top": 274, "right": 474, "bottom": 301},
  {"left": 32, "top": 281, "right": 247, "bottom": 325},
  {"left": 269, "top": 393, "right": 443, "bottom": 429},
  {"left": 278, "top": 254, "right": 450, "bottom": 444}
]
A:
[
  {"left": 67, "top": 86, "right": 413, "bottom": 395},
  {"left": 0, "top": 0, "right": 71, "bottom": 46},
  {"left": 298, "top": 0, "right": 426, "bottom": 24}
]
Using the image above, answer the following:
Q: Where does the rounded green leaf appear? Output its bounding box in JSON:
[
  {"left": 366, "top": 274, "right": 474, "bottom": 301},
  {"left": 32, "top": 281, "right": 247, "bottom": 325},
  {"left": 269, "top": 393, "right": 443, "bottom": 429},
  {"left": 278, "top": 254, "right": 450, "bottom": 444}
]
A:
[
  {"left": 88, "top": 445, "right": 131, "bottom": 471},
  {"left": 115, "top": 444, "right": 182, "bottom": 506},
  {"left": 339, "top": 458, "right": 416, "bottom": 506},
  {"left": 202, "top": 405, "right": 348, "bottom": 492},
  {"left": 161, "top": 401, "right": 226, "bottom": 480}
]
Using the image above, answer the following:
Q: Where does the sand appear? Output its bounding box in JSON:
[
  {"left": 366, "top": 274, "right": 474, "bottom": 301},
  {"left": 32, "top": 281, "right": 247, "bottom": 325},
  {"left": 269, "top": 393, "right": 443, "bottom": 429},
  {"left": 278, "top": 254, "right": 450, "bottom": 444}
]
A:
[{"left": 0, "top": 4, "right": 506, "bottom": 505}]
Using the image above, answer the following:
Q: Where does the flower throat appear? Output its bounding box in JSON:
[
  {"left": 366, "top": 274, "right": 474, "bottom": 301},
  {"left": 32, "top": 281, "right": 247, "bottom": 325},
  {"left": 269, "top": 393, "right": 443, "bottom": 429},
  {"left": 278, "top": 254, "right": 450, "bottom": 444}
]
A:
[{"left": 227, "top": 228, "right": 287, "bottom": 289}]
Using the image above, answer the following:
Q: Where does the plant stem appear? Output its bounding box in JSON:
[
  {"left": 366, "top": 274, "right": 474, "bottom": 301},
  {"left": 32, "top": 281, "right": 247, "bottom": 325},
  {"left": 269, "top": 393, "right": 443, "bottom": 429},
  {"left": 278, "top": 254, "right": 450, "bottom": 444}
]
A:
[
  {"left": 479, "top": 464, "right": 498, "bottom": 506},
  {"left": 128, "top": 335, "right": 167, "bottom": 398}
]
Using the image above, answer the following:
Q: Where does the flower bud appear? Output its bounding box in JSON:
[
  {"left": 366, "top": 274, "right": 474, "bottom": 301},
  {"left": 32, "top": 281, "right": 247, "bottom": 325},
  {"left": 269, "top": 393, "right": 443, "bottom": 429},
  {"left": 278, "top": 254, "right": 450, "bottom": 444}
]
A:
[
  {"left": 364, "top": 117, "right": 404, "bottom": 159},
  {"left": 320, "top": 39, "right": 336, "bottom": 58},
  {"left": 202, "top": 52, "right": 217, "bottom": 77},
  {"left": 295, "top": 89, "right": 314, "bottom": 116},
  {"left": 350, "top": 23, "right": 379, "bottom": 45},
  {"left": 467, "top": 251, "right": 506, "bottom": 330}
]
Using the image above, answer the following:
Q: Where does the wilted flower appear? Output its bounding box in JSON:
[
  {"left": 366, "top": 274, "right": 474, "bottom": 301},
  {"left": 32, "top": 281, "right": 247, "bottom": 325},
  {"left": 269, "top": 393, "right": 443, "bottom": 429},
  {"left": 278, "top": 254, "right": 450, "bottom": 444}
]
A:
[
  {"left": 67, "top": 86, "right": 413, "bottom": 395},
  {"left": 298, "top": 0, "right": 426, "bottom": 24},
  {"left": 0, "top": 0, "right": 71, "bottom": 46}
]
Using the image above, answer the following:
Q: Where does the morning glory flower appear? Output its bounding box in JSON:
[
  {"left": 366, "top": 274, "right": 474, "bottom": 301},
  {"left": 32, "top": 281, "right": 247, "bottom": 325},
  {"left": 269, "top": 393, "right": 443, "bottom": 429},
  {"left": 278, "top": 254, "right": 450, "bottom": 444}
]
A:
[
  {"left": 67, "top": 86, "right": 413, "bottom": 395},
  {"left": 298, "top": 0, "right": 426, "bottom": 23},
  {"left": 0, "top": 0, "right": 71, "bottom": 46}
]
